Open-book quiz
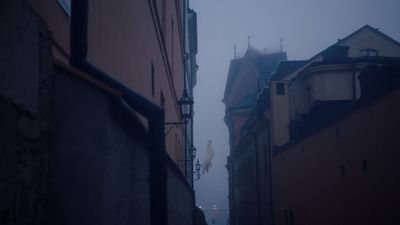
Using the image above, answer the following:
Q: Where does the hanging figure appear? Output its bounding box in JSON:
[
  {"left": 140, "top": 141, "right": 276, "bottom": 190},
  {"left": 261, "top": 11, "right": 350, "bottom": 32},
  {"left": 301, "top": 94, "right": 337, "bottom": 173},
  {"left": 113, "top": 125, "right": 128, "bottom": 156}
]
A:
[{"left": 203, "top": 140, "right": 215, "bottom": 174}]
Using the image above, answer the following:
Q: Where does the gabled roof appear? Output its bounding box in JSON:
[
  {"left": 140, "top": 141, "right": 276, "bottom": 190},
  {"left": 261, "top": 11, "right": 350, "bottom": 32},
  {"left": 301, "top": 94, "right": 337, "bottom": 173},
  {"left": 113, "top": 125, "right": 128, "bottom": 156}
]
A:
[
  {"left": 340, "top": 25, "right": 400, "bottom": 47},
  {"left": 285, "top": 25, "right": 400, "bottom": 81},
  {"left": 309, "top": 25, "right": 400, "bottom": 63}
]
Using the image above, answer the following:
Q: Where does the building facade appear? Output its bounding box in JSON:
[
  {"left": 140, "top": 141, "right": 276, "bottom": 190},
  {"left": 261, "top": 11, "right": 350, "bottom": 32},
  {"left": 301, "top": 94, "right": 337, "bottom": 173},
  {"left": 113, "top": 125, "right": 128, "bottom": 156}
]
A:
[
  {"left": 271, "top": 25, "right": 400, "bottom": 225},
  {"left": 0, "top": 0, "right": 201, "bottom": 225},
  {"left": 224, "top": 25, "right": 400, "bottom": 225},
  {"left": 223, "top": 48, "right": 287, "bottom": 225}
]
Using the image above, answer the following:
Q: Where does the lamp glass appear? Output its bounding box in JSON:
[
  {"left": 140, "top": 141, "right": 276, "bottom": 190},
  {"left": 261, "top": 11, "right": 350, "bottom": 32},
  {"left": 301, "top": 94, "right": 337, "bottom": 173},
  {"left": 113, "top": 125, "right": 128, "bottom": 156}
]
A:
[
  {"left": 178, "top": 90, "right": 193, "bottom": 123},
  {"left": 195, "top": 159, "right": 201, "bottom": 172},
  {"left": 190, "top": 146, "right": 196, "bottom": 159}
]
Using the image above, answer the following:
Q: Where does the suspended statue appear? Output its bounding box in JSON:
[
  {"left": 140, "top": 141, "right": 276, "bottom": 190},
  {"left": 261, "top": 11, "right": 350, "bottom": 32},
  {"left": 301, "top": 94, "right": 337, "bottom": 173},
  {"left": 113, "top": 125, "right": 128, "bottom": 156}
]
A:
[{"left": 203, "top": 140, "right": 215, "bottom": 174}]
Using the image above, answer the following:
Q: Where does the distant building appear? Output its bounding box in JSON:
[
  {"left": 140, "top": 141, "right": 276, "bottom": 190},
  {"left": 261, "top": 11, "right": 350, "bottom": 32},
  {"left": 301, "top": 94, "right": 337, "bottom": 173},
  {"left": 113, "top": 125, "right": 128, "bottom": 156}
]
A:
[
  {"left": 223, "top": 48, "right": 287, "bottom": 225},
  {"left": 224, "top": 25, "right": 400, "bottom": 225},
  {"left": 0, "top": 0, "right": 200, "bottom": 225},
  {"left": 271, "top": 25, "right": 400, "bottom": 225}
]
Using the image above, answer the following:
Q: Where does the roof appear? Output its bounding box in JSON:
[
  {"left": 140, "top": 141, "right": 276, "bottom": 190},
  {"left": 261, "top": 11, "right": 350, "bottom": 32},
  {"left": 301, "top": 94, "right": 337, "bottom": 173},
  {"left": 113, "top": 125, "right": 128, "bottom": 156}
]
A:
[
  {"left": 223, "top": 58, "right": 243, "bottom": 102},
  {"left": 234, "top": 93, "right": 258, "bottom": 108},
  {"left": 256, "top": 52, "right": 288, "bottom": 74},
  {"left": 285, "top": 25, "right": 400, "bottom": 81},
  {"left": 310, "top": 25, "right": 400, "bottom": 63},
  {"left": 271, "top": 60, "right": 308, "bottom": 80},
  {"left": 223, "top": 49, "right": 287, "bottom": 103}
]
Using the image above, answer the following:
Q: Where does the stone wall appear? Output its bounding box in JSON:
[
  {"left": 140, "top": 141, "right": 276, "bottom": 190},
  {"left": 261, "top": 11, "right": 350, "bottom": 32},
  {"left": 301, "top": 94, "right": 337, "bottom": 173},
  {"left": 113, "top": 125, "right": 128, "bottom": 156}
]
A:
[
  {"left": 0, "top": 1, "right": 53, "bottom": 224},
  {"left": 47, "top": 68, "right": 151, "bottom": 225},
  {"left": 167, "top": 163, "right": 194, "bottom": 225}
]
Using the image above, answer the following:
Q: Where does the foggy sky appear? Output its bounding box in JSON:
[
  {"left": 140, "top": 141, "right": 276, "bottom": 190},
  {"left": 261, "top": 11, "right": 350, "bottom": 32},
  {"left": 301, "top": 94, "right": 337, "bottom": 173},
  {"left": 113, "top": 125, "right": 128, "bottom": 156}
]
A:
[{"left": 190, "top": 0, "right": 400, "bottom": 212}]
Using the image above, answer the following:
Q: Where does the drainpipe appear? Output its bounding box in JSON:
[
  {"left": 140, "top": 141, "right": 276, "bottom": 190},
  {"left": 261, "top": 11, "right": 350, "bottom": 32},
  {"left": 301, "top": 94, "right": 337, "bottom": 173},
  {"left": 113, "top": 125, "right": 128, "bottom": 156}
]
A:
[
  {"left": 254, "top": 133, "right": 261, "bottom": 225},
  {"left": 352, "top": 63, "right": 357, "bottom": 101},
  {"left": 71, "top": 1, "right": 168, "bottom": 225},
  {"left": 266, "top": 123, "right": 275, "bottom": 225}
]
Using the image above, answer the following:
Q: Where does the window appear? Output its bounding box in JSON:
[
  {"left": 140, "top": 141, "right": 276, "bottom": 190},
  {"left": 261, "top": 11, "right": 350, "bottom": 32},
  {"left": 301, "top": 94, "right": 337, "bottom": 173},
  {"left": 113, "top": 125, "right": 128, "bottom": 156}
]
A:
[
  {"left": 151, "top": 63, "right": 155, "bottom": 97},
  {"left": 305, "top": 86, "right": 312, "bottom": 105},
  {"left": 362, "top": 160, "right": 368, "bottom": 172},
  {"left": 341, "top": 166, "right": 346, "bottom": 176},
  {"left": 360, "top": 48, "right": 379, "bottom": 57},
  {"left": 160, "top": 91, "right": 165, "bottom": 108},
  {"left": 171, "top": 17, "right": 174, "bottom": 73},
  {"left": 284, "top": 210, "right": 289, "bottom": 225},
  {"left": 289, "top": 210, "right": 294, "bottom": 225},
  {"left": 276, "top": 82, "right": 285, "bottom": 95}
]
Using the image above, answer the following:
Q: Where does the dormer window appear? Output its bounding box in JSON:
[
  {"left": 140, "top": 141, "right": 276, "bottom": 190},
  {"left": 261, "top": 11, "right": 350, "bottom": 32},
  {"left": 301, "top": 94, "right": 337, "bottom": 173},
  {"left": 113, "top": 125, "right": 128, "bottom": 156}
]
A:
[{"left": 360, "top": 48, "right": 379, "bottom": 57}]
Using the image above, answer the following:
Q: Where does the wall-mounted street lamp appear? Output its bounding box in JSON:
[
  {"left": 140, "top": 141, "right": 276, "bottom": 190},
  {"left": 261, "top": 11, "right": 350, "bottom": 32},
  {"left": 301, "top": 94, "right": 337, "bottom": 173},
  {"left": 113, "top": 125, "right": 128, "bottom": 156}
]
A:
[
  {"left": 164, "top": 88, "right": 194, "bottom": 181},
  {"left": 165, "top": 89, "right": 194, "bottom": 136},
  {"left": 177, "top": 89, "right": 194, "bottom": 124},
  {"left": 194, "top": 159, "right": 201, "bottom": 180},
  {"left": 190, "top": 146, "right": 196, "bottom": 159}
]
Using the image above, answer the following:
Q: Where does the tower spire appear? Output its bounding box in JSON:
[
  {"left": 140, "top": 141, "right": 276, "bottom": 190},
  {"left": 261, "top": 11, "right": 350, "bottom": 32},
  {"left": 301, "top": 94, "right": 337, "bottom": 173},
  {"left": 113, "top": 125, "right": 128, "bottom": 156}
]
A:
[
  {"left": 280, "top": 38, "right": 283, "bottom": 52},
  {"left": 234, "top": 45, "right": 237, "bottom": 58},
  {"left": 247, "top": 35, "right": 251, "bottom": 49}
]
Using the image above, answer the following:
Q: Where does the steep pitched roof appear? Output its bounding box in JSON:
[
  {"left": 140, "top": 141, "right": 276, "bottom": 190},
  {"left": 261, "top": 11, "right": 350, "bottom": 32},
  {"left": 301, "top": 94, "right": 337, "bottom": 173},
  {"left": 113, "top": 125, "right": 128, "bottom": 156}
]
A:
[
  {"left": 223, "top": 49, "right": 287, "bottom": 103},
  {"left": 271, "top": 60, "right": 308, "bottom": 80},
  {"left": 256, "top": 52, "right": 288, "bottom": 74},
  {"left": 223, "top": 58, "right": 243, "bottom": 102}
]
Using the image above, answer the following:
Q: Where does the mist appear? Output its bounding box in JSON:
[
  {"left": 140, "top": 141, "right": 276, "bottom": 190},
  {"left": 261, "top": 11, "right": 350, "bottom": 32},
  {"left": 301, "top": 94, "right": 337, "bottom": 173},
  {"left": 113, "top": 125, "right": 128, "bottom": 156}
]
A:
[{"left": 191, "top": 0, "right": 400, "bottom": 223}]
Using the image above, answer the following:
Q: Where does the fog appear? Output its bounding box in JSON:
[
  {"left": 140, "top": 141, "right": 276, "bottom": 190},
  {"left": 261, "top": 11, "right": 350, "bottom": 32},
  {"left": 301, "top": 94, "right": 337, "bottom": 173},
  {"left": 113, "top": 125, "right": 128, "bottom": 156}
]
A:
[{"left": 190, "top": 0, "right": 400, "bottom": 220}]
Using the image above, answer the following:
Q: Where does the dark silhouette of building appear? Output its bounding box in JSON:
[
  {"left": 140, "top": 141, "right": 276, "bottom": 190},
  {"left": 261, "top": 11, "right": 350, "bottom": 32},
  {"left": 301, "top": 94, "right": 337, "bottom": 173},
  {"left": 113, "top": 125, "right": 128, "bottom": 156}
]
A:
[
  {"left": 223, "top": 48, "right": 287, "bottom": 225},
  {"left": 0, "top": 0, "right": 204, "bottom": 225}
]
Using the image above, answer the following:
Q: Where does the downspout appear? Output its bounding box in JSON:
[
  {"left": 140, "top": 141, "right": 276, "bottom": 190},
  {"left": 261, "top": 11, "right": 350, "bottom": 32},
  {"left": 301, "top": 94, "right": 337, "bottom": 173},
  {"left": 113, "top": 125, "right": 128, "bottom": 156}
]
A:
[
  {"left": 254, "top": 133, "right": 261, "bottom": 225},
  {"left": 352, "top": 63, "right": 357, "bottom": 101},
  {"left": 181, "top": 3, "right": 197, "bottom": 225},
  {"left": 71, "top": 1, "right": 168, "bottom": 225},
  {"left": 266, "top": 123, "right": 275, "bottom": 225}
]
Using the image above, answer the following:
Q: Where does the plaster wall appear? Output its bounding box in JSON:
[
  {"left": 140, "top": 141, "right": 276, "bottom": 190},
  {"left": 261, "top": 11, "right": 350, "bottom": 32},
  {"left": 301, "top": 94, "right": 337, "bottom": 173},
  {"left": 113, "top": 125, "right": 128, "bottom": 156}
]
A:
[
  {"left": 167, "top": 166, "right": 194, "bottom": 225},
  {"left": 305, "top": 71, "right": 354, "bottom": 102},
  {"left": 272, "top": 88, "right": 400, "bottom": 225},
  {"left": 340, "top": 28, "right": 400, "bottom": 57},
  {"left": 270, "top": 81, "right": 290, "bottom": 146},
  {"left": 86, "top": 0, "right": 185, "bottom": 161},
  {"left": 48, "top": 69, "right": 151, "bottom": 225}
]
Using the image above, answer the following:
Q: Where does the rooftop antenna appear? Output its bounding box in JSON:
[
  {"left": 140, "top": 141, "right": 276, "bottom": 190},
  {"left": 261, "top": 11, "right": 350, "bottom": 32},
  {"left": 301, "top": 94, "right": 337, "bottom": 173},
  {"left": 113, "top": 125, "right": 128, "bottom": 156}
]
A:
[
  {"left": 234, "top": 45, "right": 237, "bottom": 58},
  {"left": 248, "top": 35, "right": 251, "bottom": 49},
  {"left": 264, "top": 48, "right": 268, "bottom": 54},
  {"left": 280, "top": 38, "right": 283, "bottom": 52}
]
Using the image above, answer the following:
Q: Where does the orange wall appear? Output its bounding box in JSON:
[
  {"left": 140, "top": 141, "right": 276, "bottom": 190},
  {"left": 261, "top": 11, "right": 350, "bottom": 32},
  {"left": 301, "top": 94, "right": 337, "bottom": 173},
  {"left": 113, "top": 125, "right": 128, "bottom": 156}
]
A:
[
  {"left": 272, "top": 89, "right": 400, "bottom": 225},
  {"left": 85, "top": 0, "right": 185, "bottom": 162},
  {"left": 27, "top": 0, "right": 187, "bottom": 164}
]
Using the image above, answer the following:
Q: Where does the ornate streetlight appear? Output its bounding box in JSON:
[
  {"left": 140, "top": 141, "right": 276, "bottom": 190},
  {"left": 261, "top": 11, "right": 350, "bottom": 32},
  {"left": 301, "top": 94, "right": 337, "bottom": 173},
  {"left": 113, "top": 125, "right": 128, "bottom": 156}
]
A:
[
  {"left": 190, "top": 146, "right": 197, "bottom": 160},
  {"left": 195, "top": 159, "right": 201, "bottom": 180},
  {"left": 178, "top": 89, "right": 194, "bottom": 124}
]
